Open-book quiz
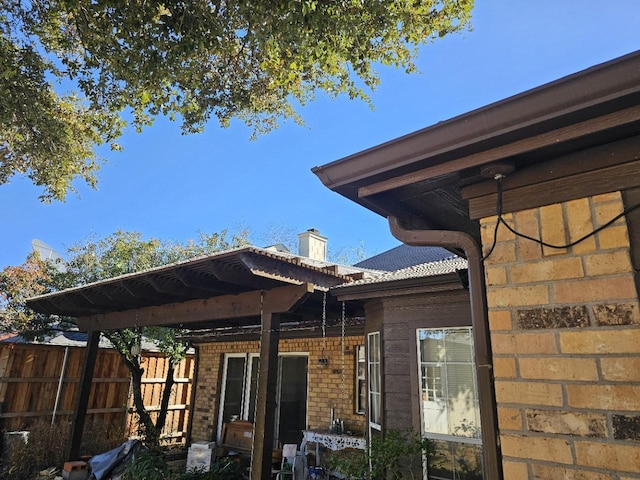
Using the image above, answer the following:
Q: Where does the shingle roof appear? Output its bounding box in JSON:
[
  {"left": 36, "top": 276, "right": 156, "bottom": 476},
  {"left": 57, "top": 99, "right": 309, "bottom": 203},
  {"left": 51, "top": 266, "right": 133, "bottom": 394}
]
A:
[
  {"left": 0, "top": 329, "right": 163, "bottom": 351},
  {"left": 354, "top": 244, "right": 455, "bottom": 271},
  {"left": 334, "top": 256, "right": 468, "bottom": 289}
]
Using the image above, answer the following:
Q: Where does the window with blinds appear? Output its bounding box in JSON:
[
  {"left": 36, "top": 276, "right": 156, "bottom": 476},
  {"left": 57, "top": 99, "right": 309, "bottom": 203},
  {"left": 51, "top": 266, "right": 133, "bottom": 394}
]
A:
[{"left": 417, "top": 327, "right": 483, "bottom": 480}]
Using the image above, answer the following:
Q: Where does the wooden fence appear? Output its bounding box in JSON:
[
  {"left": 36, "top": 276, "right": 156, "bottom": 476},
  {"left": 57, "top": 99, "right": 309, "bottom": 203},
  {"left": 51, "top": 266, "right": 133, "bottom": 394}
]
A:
[{"left": 0, "top": 343, "right": 194, "bottom": 444}]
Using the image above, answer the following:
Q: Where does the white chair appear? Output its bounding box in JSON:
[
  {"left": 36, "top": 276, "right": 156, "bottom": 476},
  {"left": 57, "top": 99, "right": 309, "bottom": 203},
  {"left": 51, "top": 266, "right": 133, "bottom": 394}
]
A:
[{"left": 274, "top": 444, "right": 306, "bottom": 480}]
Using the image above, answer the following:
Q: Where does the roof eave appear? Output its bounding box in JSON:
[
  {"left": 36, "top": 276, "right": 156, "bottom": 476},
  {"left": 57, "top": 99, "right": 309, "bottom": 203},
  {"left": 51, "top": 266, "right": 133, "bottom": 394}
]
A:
[
  {"left": 332, "top": 271, "right": 465, "bottom": 301},
  {"left": 313, "top": 50, "right": 640, "bottom": 193}
]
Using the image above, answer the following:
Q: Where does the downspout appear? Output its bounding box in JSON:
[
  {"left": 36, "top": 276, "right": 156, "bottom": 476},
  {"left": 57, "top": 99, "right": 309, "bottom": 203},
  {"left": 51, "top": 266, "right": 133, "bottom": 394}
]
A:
[{"left": 389, "top": 217, "right": 502, "bottom": 480}]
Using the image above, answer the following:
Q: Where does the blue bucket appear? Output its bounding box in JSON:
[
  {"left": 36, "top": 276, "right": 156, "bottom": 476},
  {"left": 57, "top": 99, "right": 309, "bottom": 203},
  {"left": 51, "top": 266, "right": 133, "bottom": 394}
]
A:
[{"left": 308, "top": 466, "right": 325, "bottom": 479}]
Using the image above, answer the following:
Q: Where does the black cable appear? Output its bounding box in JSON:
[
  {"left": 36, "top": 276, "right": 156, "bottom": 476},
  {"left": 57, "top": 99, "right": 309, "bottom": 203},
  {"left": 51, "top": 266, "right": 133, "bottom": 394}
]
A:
[
  {"left": 482, "top": 178, "right": 640, "bottom": 260},
  {"left": 481, "top": 176, "right": 504, "bottom": 262}
]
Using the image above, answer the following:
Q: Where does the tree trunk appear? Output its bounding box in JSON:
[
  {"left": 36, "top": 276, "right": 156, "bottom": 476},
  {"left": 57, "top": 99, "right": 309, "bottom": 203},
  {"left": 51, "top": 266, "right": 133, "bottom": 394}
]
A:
[
  {"left": 155, "top": 359, "right": 175, "bottom": 435},
  {"left": 125, "top": 356, "right": 157, "bottom": 446}
]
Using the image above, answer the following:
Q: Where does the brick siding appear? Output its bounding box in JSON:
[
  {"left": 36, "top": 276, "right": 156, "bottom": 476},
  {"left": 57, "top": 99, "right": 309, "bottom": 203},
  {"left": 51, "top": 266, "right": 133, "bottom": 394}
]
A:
[
  {"left": 481, "top": 192, "right": 640, "bottom": 479},
  {"left": 190, "top": 335, "right": 366, "bottom": 443}
]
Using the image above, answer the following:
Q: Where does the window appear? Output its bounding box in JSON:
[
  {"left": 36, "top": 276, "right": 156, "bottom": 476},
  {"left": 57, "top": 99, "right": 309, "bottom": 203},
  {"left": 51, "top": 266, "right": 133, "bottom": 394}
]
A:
[
  {"left": 367, "top": 332, "right": 381, "bottom": 430},
  {"left": 217, "top": 353, "right": 259, "bottom": 442},
  {"left": 417, "top": 327, "right": 483, "bottom": 480},
  {"left": 355, "top": 345, "right": 366, "bottom": 414}
]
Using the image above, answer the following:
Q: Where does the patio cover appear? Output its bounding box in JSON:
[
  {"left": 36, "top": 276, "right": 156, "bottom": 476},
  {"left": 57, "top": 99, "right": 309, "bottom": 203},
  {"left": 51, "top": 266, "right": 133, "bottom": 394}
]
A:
[{"left": 27, "top": 246, "right": 366, "bottom": 480}]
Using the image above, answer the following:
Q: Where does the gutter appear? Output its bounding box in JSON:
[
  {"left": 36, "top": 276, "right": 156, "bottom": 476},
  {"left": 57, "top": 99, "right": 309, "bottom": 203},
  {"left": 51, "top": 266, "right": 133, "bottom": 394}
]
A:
[
  {"left": 388, "top": 217, "right": 502, "bottom": 480},
  {"left": 312, "top": 50, "right": 640, "bottom": 191}
]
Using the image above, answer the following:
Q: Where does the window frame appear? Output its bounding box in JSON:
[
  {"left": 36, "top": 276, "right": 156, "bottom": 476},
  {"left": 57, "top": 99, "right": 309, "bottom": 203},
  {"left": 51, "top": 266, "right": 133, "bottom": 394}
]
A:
[
  {"left": 416, "top": 327, "right": 483, "bottom": 480},
  {"left": 355, "top": 345, "right": 366, "bottom": 415},
  {"left": 367, "top": 331, "right": 382, "bottom": 431},
  {"left": 217, "top": 352, "right": 260, "bottom": 442}
]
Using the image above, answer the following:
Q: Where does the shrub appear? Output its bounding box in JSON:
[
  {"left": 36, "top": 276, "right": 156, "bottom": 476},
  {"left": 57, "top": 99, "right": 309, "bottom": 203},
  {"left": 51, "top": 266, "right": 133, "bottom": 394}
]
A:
[
  {"left": 122, "top": 448, "right": 170, "bottom": 480},
  {"left": 329, "top": 430, "right": 434, "bottom": 480},
  {"left": 2, "top": 420, "right": 70, "bottom": 480},
  {"left": 1, "top": 418, "right": 128, "bottom": 480}
]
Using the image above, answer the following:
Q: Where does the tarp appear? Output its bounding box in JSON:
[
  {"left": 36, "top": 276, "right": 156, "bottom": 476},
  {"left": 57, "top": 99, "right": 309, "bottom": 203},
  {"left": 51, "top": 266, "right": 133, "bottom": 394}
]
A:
[{"left": 88, "top": 440, "right": 145, "bottom": 480}]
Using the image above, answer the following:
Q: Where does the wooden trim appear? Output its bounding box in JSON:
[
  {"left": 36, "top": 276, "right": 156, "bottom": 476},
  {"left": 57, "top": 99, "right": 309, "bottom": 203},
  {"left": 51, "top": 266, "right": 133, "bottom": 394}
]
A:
[
  {"left": 468, "top": 160, "right": 640, "bottom": 219},
  {"left": 461, "top": 135, "right": 640, "bottom": 200},
  {"left": 76, "top": 283, "right": 314, "bottom": 331},
  {"left": 358, "top": 106, "right": 640, "bottom": 198}
]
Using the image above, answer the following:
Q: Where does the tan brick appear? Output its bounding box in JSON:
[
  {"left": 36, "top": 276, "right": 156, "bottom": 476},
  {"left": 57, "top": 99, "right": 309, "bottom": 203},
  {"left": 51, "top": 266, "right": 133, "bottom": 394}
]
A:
[
  {"left": 487, "top": 284, "right": 550, "bottom": 308},
  {"left": 560, "top": 329, "right": 640, "bottom": 354},
  {"left": 501, "top": 434, "right": 573, "bottom": 464},
  {"left": 495, "top": 381, "right": 564, "bottom": 406},
  {"left": 526, "top": 409, "right": 606, "bottom": 437},
  {"left": 532, "top": 464, "right": 613, "bottom": 480},
  {"left": 518, "top": 357, "right": 598, "bottom": 381},
  {"left": 482, "top": 218, "right": 517, "bottom": 244},
  {"left": 491, "top": 333, "right": 517, "bottom": 354},
  {"left": 498, "top": 218, "right": 517, "bottom": 242},
  {"left": 503, "top": 460, "right": 529, "bottom": 479},
  {"left": 595, "top": 200, "right": 625, "bottom": 227},
  {"left": 511, "top": 257, "right": 584, "bottom": 284},
  {"left": 575, "top": 441, "right": 640, "bottom": 473},
  {"left": 554, "top": 276, "right": 637, "bottom": 303},
  {"left": 565, "top": 198, "right": 597, "bottom": 254},
  {"left": 491, "top": 332, "right": 558, "bottom": 355},
  {"left": 598, "top": 225, "right": 630, "bottom": 249},
  {"left": 498, "top": 406, "right": 523, "bottom": 430},
  {"left": 540, "top": 204, "right": 568, "bottom": 256},
  {"left": 584, "top": 251, "right": 633, "bottom": 276},
  {"left": 592, "top": 192, "right": 621, "bottom": 203},
  {"left": 515, "top": 208, "right": 543, "bottom": 261},
  {"left": 601, "top": 356, "right": 640, "bottom": 382},
  {"left": 484, "top": 241, "right": 517, "bottom": 265},
  {"left": 489, "top": 310, "right": 512, "bottom": 331},
  {"left": 486, "top": 266, "right": 508, "bottom": 286},
  {"left": 481, "top": 219, "right": 498, "bottom": 246},
  {"left": 494, "top": 357, "right": 517, "bottom": 378},
  {"left": 567, "top": 384, "right": 640, "bottom": 410}
]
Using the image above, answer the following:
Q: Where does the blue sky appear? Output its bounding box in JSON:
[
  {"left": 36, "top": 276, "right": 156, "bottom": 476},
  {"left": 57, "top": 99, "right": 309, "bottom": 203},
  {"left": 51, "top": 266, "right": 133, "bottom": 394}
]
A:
[{"left": 2, "top": 0, "right": 640, "bottom": 268}]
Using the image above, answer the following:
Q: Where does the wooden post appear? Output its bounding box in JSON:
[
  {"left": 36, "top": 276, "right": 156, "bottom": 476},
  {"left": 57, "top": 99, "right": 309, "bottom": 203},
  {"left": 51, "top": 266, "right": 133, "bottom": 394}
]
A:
[
  {"left": 67, "top": 330, "right": 100, "bottom": 461},
  {"left": 251, "top": 312, "right": 280, "bottom": 480}
]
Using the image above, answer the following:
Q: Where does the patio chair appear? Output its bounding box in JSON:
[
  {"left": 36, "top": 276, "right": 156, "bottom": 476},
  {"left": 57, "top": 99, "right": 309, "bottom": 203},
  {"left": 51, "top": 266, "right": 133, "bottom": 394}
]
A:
[{"left": 273, "top": 443, "right": 306, "bottom": 480}]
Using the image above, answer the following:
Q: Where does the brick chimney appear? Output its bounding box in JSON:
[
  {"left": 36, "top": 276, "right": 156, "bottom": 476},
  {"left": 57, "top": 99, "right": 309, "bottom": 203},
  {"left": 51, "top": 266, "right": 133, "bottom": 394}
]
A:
[{"left": 298, "top": 229, "right": 327, "bottom": 262}]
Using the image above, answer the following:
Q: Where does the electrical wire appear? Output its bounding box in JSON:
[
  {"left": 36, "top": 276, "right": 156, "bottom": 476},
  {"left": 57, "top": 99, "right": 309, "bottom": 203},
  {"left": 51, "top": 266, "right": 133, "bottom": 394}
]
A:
[{"left": 481, "top": 177, "right": 640, "bottom": 261}]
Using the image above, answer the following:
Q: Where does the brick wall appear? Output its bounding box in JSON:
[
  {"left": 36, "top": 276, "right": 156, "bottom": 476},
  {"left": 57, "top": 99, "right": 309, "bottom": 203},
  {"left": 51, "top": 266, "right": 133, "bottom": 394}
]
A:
[
  {"left": 190, "top": 335, "right": 366, "bottom": 443},
  {"left": 481, "top": 192, "right": 640, "bottom": 479}
]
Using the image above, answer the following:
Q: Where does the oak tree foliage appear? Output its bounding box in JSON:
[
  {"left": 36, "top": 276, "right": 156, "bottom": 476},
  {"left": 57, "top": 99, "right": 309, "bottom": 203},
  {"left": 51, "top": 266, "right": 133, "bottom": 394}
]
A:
[
  {"left": 1, "top": 0, "right": 473, "bottom": 201},
  {"left": 0, "top": 228, "right": 249, "bottom": 445}
]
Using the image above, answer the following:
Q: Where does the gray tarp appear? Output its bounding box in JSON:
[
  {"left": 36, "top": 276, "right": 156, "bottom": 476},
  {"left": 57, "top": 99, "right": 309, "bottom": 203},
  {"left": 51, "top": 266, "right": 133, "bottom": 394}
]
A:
[{"left": 88, "top": 440, "right": 144, "bottom": 480}]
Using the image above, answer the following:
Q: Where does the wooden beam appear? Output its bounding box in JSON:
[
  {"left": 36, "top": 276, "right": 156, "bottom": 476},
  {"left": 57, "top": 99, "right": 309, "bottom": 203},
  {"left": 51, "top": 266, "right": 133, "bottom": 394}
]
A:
[
  {"left": 358, "top": 105, "right": 640, "bottom": 198},
  {"left": 468, "top": 160, "right": 640, "bottom": 219},
  {"left": 76, "top": 283, "right": 314, "bottom": 331},
  {"left": 67, "top": 330, "right": 100, "bottom": 461},
  {"left": 461, "top": 135, "right": 640, "bottom": 200},
  {"left": 250, "top": 312, "right": 281, "bottom": 480}
]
